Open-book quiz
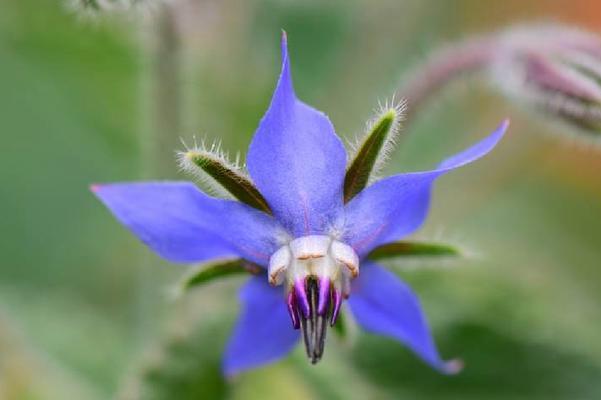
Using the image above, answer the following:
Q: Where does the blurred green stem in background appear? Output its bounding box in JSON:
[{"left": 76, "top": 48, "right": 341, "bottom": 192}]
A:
[
  {"left": 142, "top": 3, "right": 182, "bottom": 179},
  {"left": 134, "top": 2, "right": 185, "bottom": 344}
]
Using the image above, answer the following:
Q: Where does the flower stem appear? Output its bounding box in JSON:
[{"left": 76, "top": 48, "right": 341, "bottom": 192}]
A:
[
  {"left": 141, "top": 4, "right": 182, "bottom": 178},
  {"left": 396, "top": 37, "right": 495, "bottom": 123},
  {"left": 134, "top": 3, "right": 183, "bottom": 339}
]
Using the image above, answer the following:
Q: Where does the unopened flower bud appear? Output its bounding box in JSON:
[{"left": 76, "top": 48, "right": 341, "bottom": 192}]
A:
[{"left": 489, "top": 24, "right": 601, "bottom": 136}]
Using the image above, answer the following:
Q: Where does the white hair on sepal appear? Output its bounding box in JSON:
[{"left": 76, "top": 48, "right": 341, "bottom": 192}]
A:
[
  {"left": 176, "top": 135, "right": 247, "bottom": 198},
  {"left": 348, "top": 95, "right": 406, "bottom": 153},
  {"left": 428, "top": 226, "right": 478, "bottom": 260},
  {"left": 385, "top": 243, "right": 471, "bottom": 273},
  {"left": 177, "top": 135, "right": 244, "bottom": 172},
  {"left": 370, "top": 96, "right": 407, "bottom": 179},
  {"left": 348, "top": 96, "right": 407, "bottom": 183},
  {"left": 373, "top": 95, "right": 407, "bottom": 165},
  {"left": 382, "top": 227, "right": 478, "bottom": 272}
]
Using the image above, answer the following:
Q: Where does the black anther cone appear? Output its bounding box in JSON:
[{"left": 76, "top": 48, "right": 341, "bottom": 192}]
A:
[{"left": 299, "top": 278, "right": 331, "bottom": 364}]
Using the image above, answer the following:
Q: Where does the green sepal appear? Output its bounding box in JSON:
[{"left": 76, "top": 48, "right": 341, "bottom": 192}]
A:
[
  {"left": 344, "top": 109, "right": 399, "bottom": 203},
  {"left": 367, "top": 241, "right": 461, "bottom": 261},
  {"left": 180, "top": 258, "right": 262, "bottom": 291},
  {"left": 183, "top": 151, "right": 272, "bottom": 214}
]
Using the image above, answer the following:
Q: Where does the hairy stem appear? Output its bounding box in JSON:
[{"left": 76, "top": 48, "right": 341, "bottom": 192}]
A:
[{"left": 396, "top": 37, "right": 495, "bottom": 122}]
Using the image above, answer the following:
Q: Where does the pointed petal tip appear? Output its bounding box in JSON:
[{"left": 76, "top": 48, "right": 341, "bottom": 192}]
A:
[
  {"left": 484, "top": 118, "right": 510, "bottom": 149},
  {"left": 435, "top": 119, "right": 509, "bottom": 171},
  {"left": 89, "top": 183, "right": 101, "bottom": 193},
  {"left": 247, "top": 31, "right": 346, "bottom": 235},
  {"left": 442, "top": 358, "right": 464, "bottom": 375},
  {"left": 490, "top": 118, "right": 510, "bottom": 142},
  {"left": 90, "top": 182, "right": 279, "bottom": 265},
  {"left": 497, "top": 118, "right": 510, "bottom": 136},
  {"left": 222, "top": 363, "right": 238, "bottom": 380},
  {"left": 348, "top": 264, "right": 463, "bottom": 375},
  {"left": 222, "top": 362, "right": 243, "bottom": 380},
  {"left": 280, "top": 30, "right": 289, "bottom": 61}
]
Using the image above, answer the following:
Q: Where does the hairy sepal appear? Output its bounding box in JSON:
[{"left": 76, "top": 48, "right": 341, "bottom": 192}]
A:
[
  {"left": 180, "top": 258, "right": 261, "bottom": 291},
  {"left": 367, "top": 241, "right": 462, "bottom": 261},
  {"left": 344, "top": 100, "right": 405, "bottom": 202},
  {"left": 178, "top": 146, "right": 272, "bottom": 214}
]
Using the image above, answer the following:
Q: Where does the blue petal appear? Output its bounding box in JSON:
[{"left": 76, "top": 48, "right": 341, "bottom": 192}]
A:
[
  {"left": 348, "top": 262, "right": 461, "bottom": 374},
  {"left": 343, "top": 120, "right": 508, "bottom": 256},
  {"left": 247, "top": 32, "right": 347, "bottom": 236},
  {"left": 223, "top": 276, "right": 300, "bottom": 376},
  {"left": 92, "top": 182, "right": 283, "bottom": 266}
]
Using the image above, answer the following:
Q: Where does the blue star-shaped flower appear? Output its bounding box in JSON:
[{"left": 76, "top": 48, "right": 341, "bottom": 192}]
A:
[{"left": 92, "top": 33, "right": 508, "bottom": 377}]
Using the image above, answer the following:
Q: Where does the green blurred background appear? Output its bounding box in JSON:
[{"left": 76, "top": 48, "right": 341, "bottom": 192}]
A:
[{"left": 1, "top": 0, "right": 601, "bottom": 399}]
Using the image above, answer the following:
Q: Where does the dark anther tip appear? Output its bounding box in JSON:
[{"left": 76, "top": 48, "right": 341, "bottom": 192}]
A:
[
  {"left": 286, "top": 276, "right": 342, "bottom": 364},
  {"left": 288, "top": 277, "right": 335, "bottom": 365}
]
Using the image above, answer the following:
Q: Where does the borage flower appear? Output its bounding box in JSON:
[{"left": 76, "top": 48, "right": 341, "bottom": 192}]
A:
[{"left": 92, "top": 33, "right": 508, "bottom": 376}]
